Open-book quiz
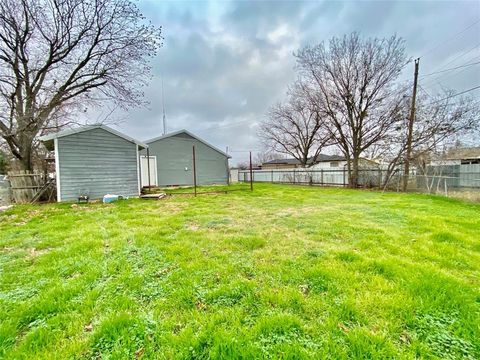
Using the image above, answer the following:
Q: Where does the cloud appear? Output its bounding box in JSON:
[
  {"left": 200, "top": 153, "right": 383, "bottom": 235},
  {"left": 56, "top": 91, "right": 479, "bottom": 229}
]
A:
[{"left": 108, "top": 0, "right": 480, "bottom": 165}]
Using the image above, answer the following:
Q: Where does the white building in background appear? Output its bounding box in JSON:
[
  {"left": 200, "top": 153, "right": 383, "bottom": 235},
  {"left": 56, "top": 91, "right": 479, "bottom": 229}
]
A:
[
  {"left": 261, "top": 154, "right": 379, "bottom": 170},
  {"left": 427, "top": 147, "right": 480, "bottom": 188},
  {"left": 430, "top": 147, "right": 480, "bottom": 167}
]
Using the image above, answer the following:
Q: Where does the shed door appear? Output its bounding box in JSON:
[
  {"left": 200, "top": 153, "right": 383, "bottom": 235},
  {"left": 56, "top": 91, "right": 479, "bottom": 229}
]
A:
[{"left": 141, "top": 156, "right": 157, "bottom": 187}]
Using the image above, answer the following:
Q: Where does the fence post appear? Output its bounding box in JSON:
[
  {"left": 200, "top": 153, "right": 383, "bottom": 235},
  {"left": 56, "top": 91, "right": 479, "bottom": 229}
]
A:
[
  {"left": 271, "top": 170, "right": 273, "bottom": 183},
  {"left": 321, "top": 169, "right": 324, "bottom": 186},
  {"left": 249, "top": 151, "right": 253, "bottom": 191},
  {"left": 343, "top": 168, "right": 346, "bottom": 187},
  {"left": 293, "top": 169, "right": 296, "bottom": 184}
]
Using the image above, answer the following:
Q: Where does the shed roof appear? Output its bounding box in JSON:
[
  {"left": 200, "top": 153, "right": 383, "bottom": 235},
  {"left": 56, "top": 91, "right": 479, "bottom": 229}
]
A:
[
  {"left": 145, "top": 129, "right": 231, "bottom": 158},
  {"left": 39, "top": 124, "right": 148, "bottom": 151}
]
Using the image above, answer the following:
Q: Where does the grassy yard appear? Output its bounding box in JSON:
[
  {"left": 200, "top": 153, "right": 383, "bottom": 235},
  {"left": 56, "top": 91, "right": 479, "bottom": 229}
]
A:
[{"left": 0, "top": 184, "right": 479, "bottom": 359}]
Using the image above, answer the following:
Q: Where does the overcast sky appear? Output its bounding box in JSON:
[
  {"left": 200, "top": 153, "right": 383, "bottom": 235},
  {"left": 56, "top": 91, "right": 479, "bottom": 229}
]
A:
[{"left": 107, "top": 0, "right": 480, "bottom": 165}]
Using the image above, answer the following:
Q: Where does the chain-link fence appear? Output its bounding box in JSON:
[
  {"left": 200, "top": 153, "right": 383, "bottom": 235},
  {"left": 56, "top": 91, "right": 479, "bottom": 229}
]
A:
[{"left": 237, "top": 167, "right": 480, "bottom": 199}]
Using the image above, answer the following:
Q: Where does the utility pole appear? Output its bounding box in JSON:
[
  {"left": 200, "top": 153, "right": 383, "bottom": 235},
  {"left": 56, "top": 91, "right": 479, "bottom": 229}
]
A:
[{"left": 403, "top": 58, "right": 419, "bottom": 192}]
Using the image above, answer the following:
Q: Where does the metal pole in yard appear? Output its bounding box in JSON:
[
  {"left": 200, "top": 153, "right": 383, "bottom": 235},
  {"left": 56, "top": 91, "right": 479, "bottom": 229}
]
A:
[
  {"left": 249, "top": 151, "right": 253, "bottom": 191},
  {"left": 321, "top": 169, "right": 324, "bottom": 186},
  {"left": 226, "top": 146, "right": 230, "bottom": 186},
  {"left": 147, "top": 147, "right": 151, "bottom": 190},
  {"left": 192, "top": 145, "right": 197, "bottom": 196},
  {"left": 271, "top": 170, "right": 273, "bottom": 183}
]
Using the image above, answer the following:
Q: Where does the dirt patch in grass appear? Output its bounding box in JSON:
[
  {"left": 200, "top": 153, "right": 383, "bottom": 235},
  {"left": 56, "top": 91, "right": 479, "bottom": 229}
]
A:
[
  {"left": 26, "top": 247, "right": 51, "bottom": 258},
  {"left": 447, "top": 190, "right": 480, "bottom": 203}
]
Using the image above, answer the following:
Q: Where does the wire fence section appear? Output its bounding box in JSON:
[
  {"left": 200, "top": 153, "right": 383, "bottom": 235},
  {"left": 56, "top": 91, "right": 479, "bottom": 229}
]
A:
[
  {"left": 237, "top": 168, "right": 480, "bottom": 194},
  {"left": 239, "top": 169, "right": 349, "bottom": 186}
]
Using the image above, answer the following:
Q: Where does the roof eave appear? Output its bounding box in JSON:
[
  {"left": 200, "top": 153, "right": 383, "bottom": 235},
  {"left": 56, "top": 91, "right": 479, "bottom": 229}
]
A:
[
  {"left": 145, "top": 129, "right": 230, "bottom": 158},
  {"left": 39, "top": 124, "right": 148, "bottom": 150}
]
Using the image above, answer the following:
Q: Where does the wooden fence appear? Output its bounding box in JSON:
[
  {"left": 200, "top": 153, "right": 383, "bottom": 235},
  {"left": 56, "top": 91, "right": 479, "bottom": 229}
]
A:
[
  {"left": 7, "top": 171, "right": 44, "bottom": 203},
  {"left": 0, "top": 176, "right": 10, "bottom": 205}
]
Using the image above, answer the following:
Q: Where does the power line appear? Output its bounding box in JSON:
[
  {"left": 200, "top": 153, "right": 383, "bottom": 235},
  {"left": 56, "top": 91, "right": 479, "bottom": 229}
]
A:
[
  {"left": 418, "top": 84, "right": 431, "bottom": 97},
  {"left": 419, "top": 18, "right": 480, "bottom": 58},
  {"left": 421, "top": 53, "right": 480, "bottom": 90},
  {"left": 426, "top": 85, "right": 480, "bottom": 105},
  {"left": 420, "top": 60, "right": 480, "bottom": 78},
  {"left": 423, "top": 56, "right": 479, "bottom": 92},
  {"left": 429, "top": 42, "right": 480, "bottom": 75}
]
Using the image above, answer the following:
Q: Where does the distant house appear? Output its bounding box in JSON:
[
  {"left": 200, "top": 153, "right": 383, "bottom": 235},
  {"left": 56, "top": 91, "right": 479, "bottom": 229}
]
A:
[
  {"left": 261, "top": 158, "right": 299, "bottom": 169},
  {"left": 310, "top": 155, "right": 352, "bottom": 170},
  {"left": 430, "top": 147, "right": 480, "bottom": 166},
  {"left": 40, "top": 124, "right": 147, "bottom": 202},
  {"left": 140, "top": 130, "right": 231, "bottom": 187},
  {"left": 427, "top": 147, "right": 480, "bottom": 188},
  {"left": 262, "top": 155, "right": 378, "bottom": 170},
  {"left": 261, "top": 155, "right": 340, "bottom": 169}
]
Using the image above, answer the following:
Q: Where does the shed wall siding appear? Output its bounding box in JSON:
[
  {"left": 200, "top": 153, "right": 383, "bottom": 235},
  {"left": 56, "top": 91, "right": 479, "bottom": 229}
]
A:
[
  {"left": 57, "top": 128, "right": 139, "bottom": 201},
  {"left": 143, "top": 134, "right": 228, "bottom": 186}
]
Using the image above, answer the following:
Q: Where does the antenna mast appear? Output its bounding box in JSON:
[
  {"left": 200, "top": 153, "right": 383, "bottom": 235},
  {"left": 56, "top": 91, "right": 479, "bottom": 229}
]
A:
[{"left": 161, "top": 76, "right": 167, "bottom": 135}]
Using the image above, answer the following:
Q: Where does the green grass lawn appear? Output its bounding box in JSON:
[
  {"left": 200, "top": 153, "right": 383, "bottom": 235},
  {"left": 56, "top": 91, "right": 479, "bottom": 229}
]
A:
[{"left": 0, "top": 184, "right": 479, "bottom": 359}]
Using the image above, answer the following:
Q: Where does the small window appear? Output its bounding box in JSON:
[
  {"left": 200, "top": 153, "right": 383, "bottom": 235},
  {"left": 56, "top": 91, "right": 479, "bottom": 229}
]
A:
[
  {"left": 330, "top": 162, "right": 339, "bottom": 167},
  {"left": 461, "top": 159, "right": 480, "bottom": 165}
]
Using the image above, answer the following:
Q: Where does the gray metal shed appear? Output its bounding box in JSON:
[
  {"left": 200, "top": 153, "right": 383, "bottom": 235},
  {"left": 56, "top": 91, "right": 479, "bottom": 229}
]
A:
[
  {"left": 40, "top": 124, "right": 147, "bottom": 202},
  {"left": 141, "top": 130, "right": 230, "bottom": 187}
]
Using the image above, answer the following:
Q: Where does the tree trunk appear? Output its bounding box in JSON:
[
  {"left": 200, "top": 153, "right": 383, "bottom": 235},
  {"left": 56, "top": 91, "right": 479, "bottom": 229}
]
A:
[
  {"left": 18, "top": 154, "right": 33, "bottom": 172},
  {"left": 347, "top": 153, "right": 360, "bottom": 188},
  {"left": 18, "top": 135, "right": 34, "bottom": 171},
  {"left": 301, "top": 154, "right": 308, "bottom": 168},
  {"left": 350, "top": 155, "right": 360, "bottom": 188},
  {"left": 345, "top": 154, "right": 352, "bottom": 187}
]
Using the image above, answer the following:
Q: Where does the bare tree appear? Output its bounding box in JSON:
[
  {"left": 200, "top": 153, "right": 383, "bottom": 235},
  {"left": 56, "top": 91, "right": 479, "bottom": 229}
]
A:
[
  {"left": 235, "top": 162, "right": 249, "bottom": 170},
  {"left": 259, "top": 84, "right": 331, "bottom": 167},
  {"left": 376, "top": 90, "right": 479, "bottom": 188},
  {"left": 254, "top": 150, "right": 283, "bottom": 166},
  {"left": 295, "top": 33, "right": 408, "bottom": 187},
  {"left": 0, "top": 0, "right": 162, "bottom": 171}
]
